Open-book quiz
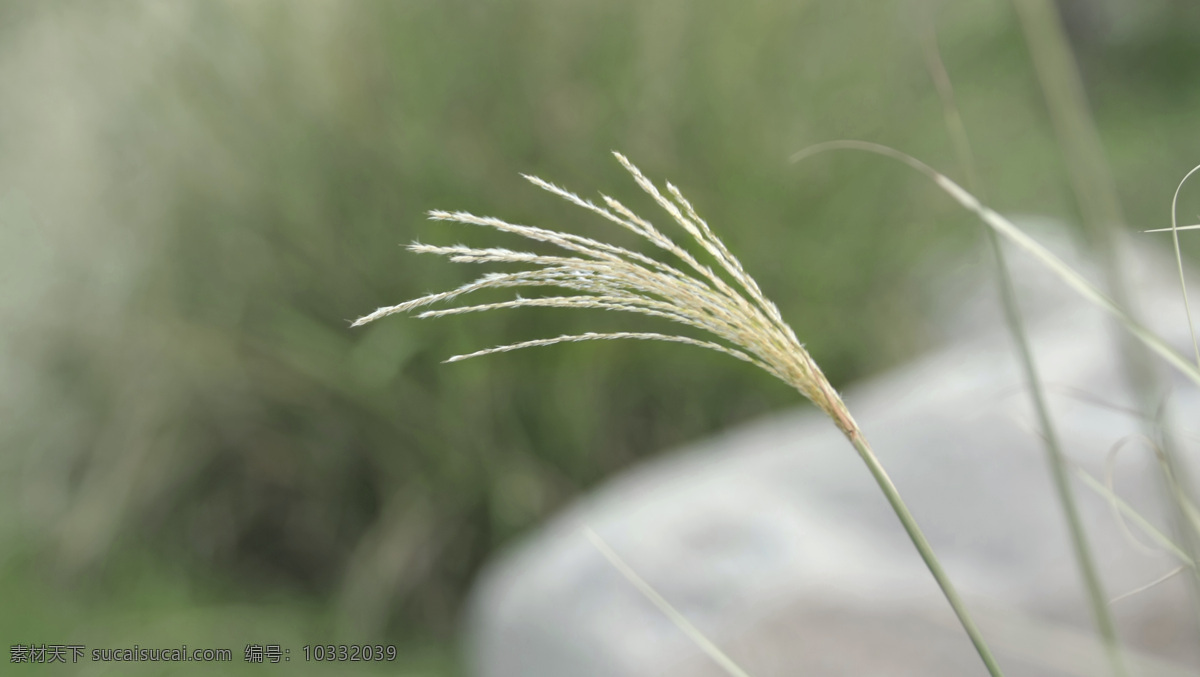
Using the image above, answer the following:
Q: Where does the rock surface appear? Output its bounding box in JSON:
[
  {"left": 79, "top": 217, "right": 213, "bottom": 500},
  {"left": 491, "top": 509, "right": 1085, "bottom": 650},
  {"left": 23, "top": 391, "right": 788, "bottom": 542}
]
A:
[{"left": 465, "top": 220, "right": 1200, "bottom": 677}]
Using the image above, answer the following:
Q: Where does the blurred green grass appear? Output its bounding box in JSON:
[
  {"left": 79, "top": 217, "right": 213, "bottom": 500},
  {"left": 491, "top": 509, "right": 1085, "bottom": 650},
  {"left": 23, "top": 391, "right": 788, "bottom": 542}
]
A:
[
  {"left": 1, "top": 0, "right": 1198, "bottom": 673},
  {"left": 0, "top": 541, "right": 454, "bottom": 676}
]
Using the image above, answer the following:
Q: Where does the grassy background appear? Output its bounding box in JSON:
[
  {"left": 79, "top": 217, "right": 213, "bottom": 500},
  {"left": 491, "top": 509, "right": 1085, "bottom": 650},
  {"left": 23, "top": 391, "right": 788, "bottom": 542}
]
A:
[{"left": 1, "top": 0, "right": 1198, "bottom": 674}]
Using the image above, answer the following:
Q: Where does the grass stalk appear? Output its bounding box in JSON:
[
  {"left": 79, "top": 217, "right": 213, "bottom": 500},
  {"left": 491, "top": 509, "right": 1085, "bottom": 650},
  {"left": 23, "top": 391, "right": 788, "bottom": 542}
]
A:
[
  {"left": 1008, "top": 0, "right": 1200, "bottom": 611},
  {"left": 844, "top": 426, "right": 1005, "bottom": 676},
  {"left": 916, "top": 10, "right": 1125, "bottom": 674},
  {"left": 1166, "top": 164, "right": 1200, "bottom": 369},
  {"left": 583, "top": 528, "right": 753, "bottom": 677},
  {"left": 790, "top": 140, "right": 1200, "bottom": 390}
]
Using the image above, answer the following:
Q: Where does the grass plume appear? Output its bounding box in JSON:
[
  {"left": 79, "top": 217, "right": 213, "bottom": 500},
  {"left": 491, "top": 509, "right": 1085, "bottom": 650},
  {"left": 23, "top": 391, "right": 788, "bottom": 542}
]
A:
[
  {"left": 353, "top": 152, "right": 855, "bottom": 434},
  {"left": 353, "top": 152, "right": 1005, "bottom": 676}
]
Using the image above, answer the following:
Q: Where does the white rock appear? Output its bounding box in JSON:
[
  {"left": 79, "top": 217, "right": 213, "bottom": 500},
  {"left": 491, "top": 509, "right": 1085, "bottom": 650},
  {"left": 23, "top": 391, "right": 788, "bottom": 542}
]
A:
[{"left": 465, "top": 219, "right": 1200, "bottom": 677}]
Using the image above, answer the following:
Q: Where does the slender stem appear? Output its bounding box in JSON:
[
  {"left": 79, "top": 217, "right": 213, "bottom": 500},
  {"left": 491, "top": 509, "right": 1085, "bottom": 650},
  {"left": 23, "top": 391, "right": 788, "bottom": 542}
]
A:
[
  {"left": 843, "top": 426, "right": 1006, "bottom": 677},
  {"left": 915, "top": 11, "right": 1125, "bottom": 673},
  {"left": 989, "top": 226, "right": 1127, "bottom": 676},
  {"left": 1010, "top": 0, "right": 1200, "bottom": 629}
]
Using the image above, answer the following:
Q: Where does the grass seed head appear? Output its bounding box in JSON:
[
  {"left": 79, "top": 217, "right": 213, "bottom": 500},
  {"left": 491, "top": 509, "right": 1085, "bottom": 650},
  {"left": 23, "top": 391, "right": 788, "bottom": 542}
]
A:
[{"left": 354, "top": 152, "right": 857, "bottom": 434}]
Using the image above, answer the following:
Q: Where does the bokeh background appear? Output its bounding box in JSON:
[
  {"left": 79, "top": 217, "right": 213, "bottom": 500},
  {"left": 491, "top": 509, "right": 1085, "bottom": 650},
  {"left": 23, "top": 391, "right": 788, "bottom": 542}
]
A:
[{"left": 1, "top": 0, "right": 1198, "bottom": 674}]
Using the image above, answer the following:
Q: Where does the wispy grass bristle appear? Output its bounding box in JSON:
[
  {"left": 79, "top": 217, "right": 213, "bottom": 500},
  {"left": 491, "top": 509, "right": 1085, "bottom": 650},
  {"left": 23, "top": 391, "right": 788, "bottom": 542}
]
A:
[{"left": 1167, "top": 164, "right": 1200, "bottom": 368}]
